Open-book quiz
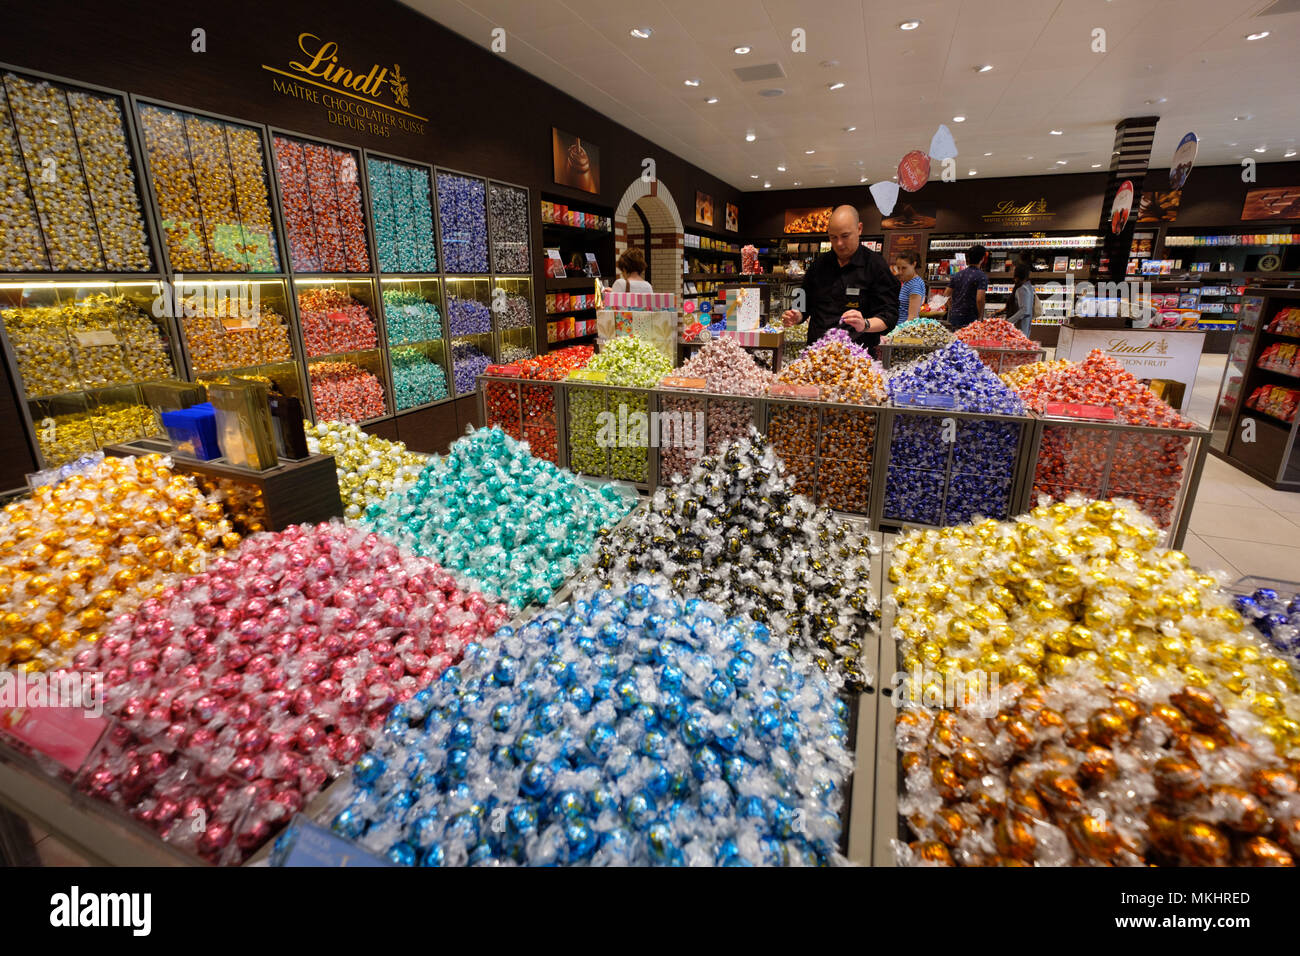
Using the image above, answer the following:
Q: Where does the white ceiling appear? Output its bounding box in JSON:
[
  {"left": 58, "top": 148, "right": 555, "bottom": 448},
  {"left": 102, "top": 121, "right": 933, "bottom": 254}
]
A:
[{"left": 401, "top": 0, "right": 1300, "bottom": 192}]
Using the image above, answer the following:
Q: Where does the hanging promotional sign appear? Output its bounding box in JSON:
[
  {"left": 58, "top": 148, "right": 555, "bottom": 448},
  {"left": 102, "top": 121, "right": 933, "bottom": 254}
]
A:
[
  {"left": 897, "top": 151, "right": 931, "bottom": 192},
  {"left": 1169, "top": 132, "right": 1198, "bottom": 190}
]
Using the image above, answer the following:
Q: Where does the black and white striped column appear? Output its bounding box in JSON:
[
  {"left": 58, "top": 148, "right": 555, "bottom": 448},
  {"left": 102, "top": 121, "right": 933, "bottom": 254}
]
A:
[{"left": 1096, "top": 116, "right": 1159, "bottom": 281}]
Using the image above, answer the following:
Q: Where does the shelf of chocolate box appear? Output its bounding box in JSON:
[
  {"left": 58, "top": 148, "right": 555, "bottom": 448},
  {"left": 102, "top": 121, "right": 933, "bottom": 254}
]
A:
[
  {"left": 307, "top": 359, "right": 389, "bottom": 424},
  {"left": 656, "top": 336, "right": 771, "bottom": 483},
  {"left": 565, "top": 337, "right": 673, "bottom": 486},
  {"left": 492, "top": 280, "right": 536, "bottom": 364},
  {"left": 0, "top": 290, "right": 180, "bottom": 465},
  {"left": 295, "top": 284, "right": 379, "bottom": 359},
  {"left": 272, "top": 135, "right": 369, "bottom": 274},
  {"left": 377, "top": 283, "right": 451, "bottom": 410},
  {"left": 365, "top": 157, "right": 437, "bottom": 274},
  {"left": 1012, "top": 349, "right": 1209, "bottom": 542},
  {"left": 0, "top": 71, "right": 153, "bottom": 273},
  {"left": 762, "top": 331, "right": 886, "bottom": 516},
  {"left": 878, "top": 318, "right": 953, "bottom": 369},
  {"left": 176, "top": 287, "right": 303, "bottom": 409},
  {"left": 954, "top": 318, "right": 1046, "bottom": 373},
  {"left": 880, "top": 342, "right": 1034, "bottom": 530},
  {"left": 137, "top": 104, "right": 279, "bottom": 273},
  {"left": 876, "top": 498, "right": 1300, "bottom": 867}
]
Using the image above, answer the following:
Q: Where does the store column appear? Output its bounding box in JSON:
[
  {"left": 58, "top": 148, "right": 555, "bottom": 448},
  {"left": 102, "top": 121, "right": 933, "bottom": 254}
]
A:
[{"left": 1095, "top": 116, "right": 1159, "bottom": 280}]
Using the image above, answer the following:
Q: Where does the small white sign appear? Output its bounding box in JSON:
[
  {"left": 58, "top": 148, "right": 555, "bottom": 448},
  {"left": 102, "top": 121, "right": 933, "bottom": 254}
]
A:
[{"left": 72, "top": 330, "right": 118, "bottom": 347}]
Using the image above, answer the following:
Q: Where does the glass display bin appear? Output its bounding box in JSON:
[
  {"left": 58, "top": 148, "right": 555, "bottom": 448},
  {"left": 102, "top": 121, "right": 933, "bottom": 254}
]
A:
[
  {"left": 876, "top": 404, "right": 1035, "bottom": 530},
  {"left": 436, "top": 169, "right": 489, "bottom": 275},
  {"left": 877, "top": 340, "right": 946, "bottom": 369},
  {"left": 0, "top": 67, "right": 155, "bottom": 274},
  {"left": 0, "top": 279, "right": 181, "bottom": 466},
  {"left": 135, "top": 102, "right": 280, "bottom": 273},
  {"left": 1209, "top": 288, "right": 1300, "bottom": 490},
  {"left": 488, "top": 181, "right": 531, "bottom": 275},
  {"left": 293, "top": 277, "right": 390, "bottom": 424},
  {"left": 965, "top": 345, "right": 1046, "bottom": 374},
  {"left": 379, "top": 277, "right": 450, "bottom": 413},
  {"left": 175, "top": 277, "right": 307, "bottom": 416},
  {"left": 365, "top": 154, "right": 438, "bottom": 274},
  {"left": 563, "top": 380, "right": 655, "bottom": 488},
  {"left": 478, "top": 373, "right": 564, "bottom": 466},
  {"left": 446, "top": 277, "right": 494, "bottom": 396},
  {"left": 493, "top": 275, "right": 536, "bottom": 364},
  {"left": 1023, "top": 414, "right": 1210, "bottom": 548},
  {"left": 764, "top": 397, "right": 880, "bottom": 517},
  {"left": 271, "top": 133, "right": 370, "bottom": 274},
  {"left": 656, "top": 385, "right": 763, "bottom": 484}
]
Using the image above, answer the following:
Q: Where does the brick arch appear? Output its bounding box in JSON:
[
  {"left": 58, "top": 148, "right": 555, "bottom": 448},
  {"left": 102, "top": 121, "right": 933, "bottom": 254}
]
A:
[{"left": 613, "top": 178, "right": 684, "bottom": 305}]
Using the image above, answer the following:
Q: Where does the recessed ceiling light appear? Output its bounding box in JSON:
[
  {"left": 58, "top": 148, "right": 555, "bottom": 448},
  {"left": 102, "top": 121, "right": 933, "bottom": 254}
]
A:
[
  {"left": 683, "top": 78, "right": 700, "bottom": 87},
  {"left": 899, "top": 20, "right": 921, "bottom": 30},
  {"left": 1255, "top": 146, "right": 1267, "bottom": 153},
  {"left": 1234, "top": 115, "right": 1252, "bottom": 121},
  {"left": 1228, "top": 142, "right": 1238, "bottom": 146},
  {"left": 976, "top": 64, "right": 993, "bottom": 73},
  {"left": 1091, "top": 163, "right": 1102, "bottom": 168},
  {"left": 763, "top": 181, "right": 771, "bottom": 188},
  {"left": 892, "top": 174, "right": 898, "bottom": 180},
  {"left": 1144, "top": 97, "right": 1167, "bottom": 105},
  {"left": 705, "top": 97, "right": 718, "bottom": 104},
  {"left": 983, "top": 151, "right": 993, "bottom": 156},
  {"left": 1287, "top": 149, "right": 1298, "bottom": 158},
  {"left": 792, "top": 181, "right": 801, "bottom": 186},
  {"left": 827, "top": 82, "right": 845, "bottom": 91},
  {"left": 1246, "top": 31, "right": 1270, "bottom": 41},
  {"left": 757, "top": 88, "right": 785, "bottom": 97},
  {"left": 776, "top": 165, "right": 786, "bottom": 172},
  {"left": 859, "top": 176, "right": 869, "bottom": 182},
  {"left": 968, "top": 170, "right": 977, "bottom": 176},
  {"left": 1050, "top": 129, "right": 1063, "bottom": 135},
  {"left": 953, "top": 115, "right": 966, "bottom": 122},
  {"left": 1056, "top": 160, "right": 1068, "bottom": 165},
  {"left": 828, "top": 179, "right": 835, "bottom": 183},
  {"left": 843, "top": 126, "right": 857, "bottom": 132},
  {"left": 804, "top": 149, "right": 816, "bottom": 154},
  {"left": 745, "top": 131, "right": 756, "bottom": 142},
  {"left": 820, "top": 59, "right": 840, "bottom": 68},
  {"left": 750, "top": 174, "right": 759, "bottom": 179},
  {"left": 629, "top": 27, "right": 653, "bottom": 39},
  {"left": 1026, "top": 155, "right": 1034, "bottom": 160},
  {"left": 733, "top": 46, "right": 751, "bottom": 55}
]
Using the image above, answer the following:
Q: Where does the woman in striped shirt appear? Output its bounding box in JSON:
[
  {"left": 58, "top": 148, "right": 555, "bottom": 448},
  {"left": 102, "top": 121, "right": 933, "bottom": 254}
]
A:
[{"left": 895, "top": 251, "right": 926, "bottom": 325}]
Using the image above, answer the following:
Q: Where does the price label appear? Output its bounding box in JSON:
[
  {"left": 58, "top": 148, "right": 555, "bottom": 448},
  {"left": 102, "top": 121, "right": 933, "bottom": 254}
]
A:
[
  {"left": 888, "top": 337, "right": 929, "bottom": 347},
  {"left": 485, "top": 364, "right": 523, "bottom": 377},
  {"left": 0, "top": 705, "right": 108, "bottom": 773},
  {"left": 219, "top": 316, "right": 261, "bottom": 331},
  {"left": 1043, "top": 402, "right": 1117, "bottom": 421},
  {"left": 72, "top": 330, "right": 118, "bottom": 347},
  {"left": 769, "top": 383, "right": 820, "bottom": 399},
  {"left": 965, "top": 338, "right": 1005, "bottom": 349},
  {"left": 661, "top": 376, "right": 707, "bottom": 390},
  {"left": 894, "top": 392, "right": 957, "bottom": 409},
  {"left": 567, "top": 370, "right": 608, "bottom": 383},
  {"left": 273, "top": 817, "right": 392, "bottom": 867}
]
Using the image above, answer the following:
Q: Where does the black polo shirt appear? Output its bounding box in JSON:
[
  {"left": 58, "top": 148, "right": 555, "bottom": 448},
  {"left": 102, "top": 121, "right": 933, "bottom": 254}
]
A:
[{"left": 798, "top": 245, "right": 900, "bottom": 349}]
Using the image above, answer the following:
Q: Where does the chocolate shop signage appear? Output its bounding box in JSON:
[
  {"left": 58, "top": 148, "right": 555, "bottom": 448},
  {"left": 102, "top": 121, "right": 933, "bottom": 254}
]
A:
[
  {"left": 262, "top": 33, "right": 428, "bottom": 137},
  {"left": 981, "top": 199, "right": 1056, "bottom": 228}
]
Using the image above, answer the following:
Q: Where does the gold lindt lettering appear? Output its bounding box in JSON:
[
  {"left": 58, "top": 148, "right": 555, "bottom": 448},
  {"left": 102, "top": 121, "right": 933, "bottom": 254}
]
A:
[{"left": 289, "top": 33, "right": 389, "bottom": 100}]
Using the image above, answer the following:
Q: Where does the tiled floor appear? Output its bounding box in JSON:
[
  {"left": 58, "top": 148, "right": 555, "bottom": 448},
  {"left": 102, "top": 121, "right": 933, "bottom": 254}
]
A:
[{"left": 14, "top": 353, "right": 1300, "bottom": 868}]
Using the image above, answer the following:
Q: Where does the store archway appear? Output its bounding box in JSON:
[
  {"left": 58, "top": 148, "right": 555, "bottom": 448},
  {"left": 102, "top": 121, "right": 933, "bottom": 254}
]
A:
[{"left": 613, "top": 179, "right": 684, "bottom": 303}]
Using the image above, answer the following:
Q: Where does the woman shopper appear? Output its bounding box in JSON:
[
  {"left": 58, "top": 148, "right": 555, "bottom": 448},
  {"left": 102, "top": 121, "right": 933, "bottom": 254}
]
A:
[
  {"left": 895, "top": 251, "right": 926, "bottom": 325},
  {"left": 1004, "top": 262, "right": 1037, "bottom": 338},
  {"left": 610, "top": 247, "right": 653, "bottom": 294}
]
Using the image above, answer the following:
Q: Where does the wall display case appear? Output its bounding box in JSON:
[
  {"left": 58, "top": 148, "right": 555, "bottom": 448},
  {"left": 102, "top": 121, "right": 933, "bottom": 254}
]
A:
[
  {"left": 436, "top": 169, "right": 488, "bottom": 275},
  {"left": 379, "top": 277, "right": 450, "bottom": 413},
  {"left": 293, "top": 277, "right": 389, "bottom": 424},
  {"left": 764, "top": 399, "right": 879, "bottom": 516},
  {"left": 176, "top": 277, "right": 307, "bottom": 413},
  {"left": 0, "top": 68, "right": 154, "bottom": 274},
  {"left": 541, "top": 193, "right": 613, "bottom": 350},
  {"left": 0, "top": 279, "right": 180, "bottom": 466},
  {"left": 488, "top": 181, "right": 530, "bottom": 275},
  {"left": 445, "top": 277, "right": 494, "bottom": 396},
  {"left": 877, "top": 407, "right": 1033, "bottom": 530},
  {"left": 271, "top": 133, "right": 370, "bottom": 274},
  {"left": 492, "top": 275, "right": 535, "bottom": 364},
  {"left": 136, "top": 102, "right": 279, "bottom": 273},
  {"left": 1025, "top": 415, "right": 1209, "bottom": 546},
  {"left": 1210, "top": 288, "right": 1300, "bottom": 489},
  {"left": 365, "top": 154, "right": 437, "bottom": 274}
]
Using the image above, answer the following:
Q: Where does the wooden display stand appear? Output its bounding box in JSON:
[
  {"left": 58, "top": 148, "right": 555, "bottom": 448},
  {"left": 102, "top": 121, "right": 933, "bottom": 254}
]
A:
[{"left": 103, "top": 439, "right": 344, "bottom": 530}]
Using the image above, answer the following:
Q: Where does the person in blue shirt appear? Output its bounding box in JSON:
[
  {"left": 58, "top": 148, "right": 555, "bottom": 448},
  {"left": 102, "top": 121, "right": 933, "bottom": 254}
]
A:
[
  {"left": 895, "top": 251, "right": 925, "bottom": 325},
  {"left": 948, "top": 243, "right": 989, "bottom": 330}
]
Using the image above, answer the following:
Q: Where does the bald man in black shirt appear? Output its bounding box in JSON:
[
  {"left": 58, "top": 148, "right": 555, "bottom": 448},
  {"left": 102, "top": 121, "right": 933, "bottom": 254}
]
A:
[{"left": 782, "top": 204, "right": 900, "bottom": 349}]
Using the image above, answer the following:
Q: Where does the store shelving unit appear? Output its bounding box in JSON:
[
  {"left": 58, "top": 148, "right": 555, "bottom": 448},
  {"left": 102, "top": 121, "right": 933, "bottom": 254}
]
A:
[
  {"left": 540, "top": 194, "right": 612, "bottom": 351},
  {"left": 1209, "top": 287, "right": 1300, "bottom": 489}
]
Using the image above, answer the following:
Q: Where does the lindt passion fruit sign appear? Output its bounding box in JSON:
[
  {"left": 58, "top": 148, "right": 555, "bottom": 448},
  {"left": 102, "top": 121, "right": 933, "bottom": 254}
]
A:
[{"left": 262, "top": 32, "right": 429, "bottom": 137}]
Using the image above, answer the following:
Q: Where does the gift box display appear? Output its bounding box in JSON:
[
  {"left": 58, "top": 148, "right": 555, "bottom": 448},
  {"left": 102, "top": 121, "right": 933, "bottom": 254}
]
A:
[{"left": 596, "top": 309, "right": 676, "bottom": 367}]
